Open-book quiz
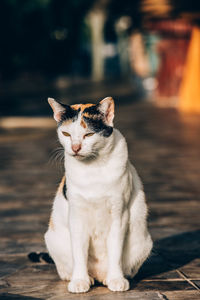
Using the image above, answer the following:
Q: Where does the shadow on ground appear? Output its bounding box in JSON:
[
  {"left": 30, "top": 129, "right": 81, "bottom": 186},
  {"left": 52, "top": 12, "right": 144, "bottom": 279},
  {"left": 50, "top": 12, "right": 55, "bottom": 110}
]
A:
[
  {"left": 134, "top": 230, "right": 200, "bottom": 282},
  {"left": 0, "top": 294, "right": 42, "bottom": 300}
]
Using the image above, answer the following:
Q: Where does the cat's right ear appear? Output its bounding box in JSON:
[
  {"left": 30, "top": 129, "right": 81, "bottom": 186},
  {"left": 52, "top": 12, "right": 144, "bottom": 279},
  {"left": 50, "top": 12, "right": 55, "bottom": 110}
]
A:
[{"left": 48, "top": 98, "right": 66, "bottom": 122}]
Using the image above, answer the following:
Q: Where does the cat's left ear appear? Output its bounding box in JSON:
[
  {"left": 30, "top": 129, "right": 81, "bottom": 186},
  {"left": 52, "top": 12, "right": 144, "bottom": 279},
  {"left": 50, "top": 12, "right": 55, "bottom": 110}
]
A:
[
  {"left": 98, "top": 97, "right": 115, "bottom": 126},
  {"left": 48, "top": 98, "right": 66, "bottom": 122}
]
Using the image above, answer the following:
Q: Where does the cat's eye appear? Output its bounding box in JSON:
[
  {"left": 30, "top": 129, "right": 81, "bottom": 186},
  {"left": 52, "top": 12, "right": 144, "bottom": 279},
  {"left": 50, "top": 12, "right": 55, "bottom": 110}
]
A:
[
  {"left": 62, "top": 131, "right": 71, "bottom": 137},
  {"left": 84, "top": 133, "right": 94, "bottom": 138}
]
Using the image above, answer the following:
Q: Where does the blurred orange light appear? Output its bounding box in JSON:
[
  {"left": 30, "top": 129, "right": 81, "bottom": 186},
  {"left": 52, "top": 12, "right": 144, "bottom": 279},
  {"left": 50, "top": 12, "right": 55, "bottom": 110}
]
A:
[{"left": 179, "top": 27, "right": 200, "bottom": 113}]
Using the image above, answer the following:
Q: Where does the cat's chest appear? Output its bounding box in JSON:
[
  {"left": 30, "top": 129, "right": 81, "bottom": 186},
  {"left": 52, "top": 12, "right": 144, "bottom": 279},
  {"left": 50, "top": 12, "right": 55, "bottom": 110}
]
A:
[
  {"left": 68, "top": 177, "right": 113, "bottom": 204},
  {"left": 66, "top": 162, "right": 121, "bottom": 201}
]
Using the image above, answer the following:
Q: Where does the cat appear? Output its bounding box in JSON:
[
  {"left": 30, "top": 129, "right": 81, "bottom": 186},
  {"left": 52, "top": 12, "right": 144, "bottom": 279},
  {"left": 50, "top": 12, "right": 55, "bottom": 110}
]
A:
[{"left": 45, "top": 96, "right": 152, "bottom": 293}]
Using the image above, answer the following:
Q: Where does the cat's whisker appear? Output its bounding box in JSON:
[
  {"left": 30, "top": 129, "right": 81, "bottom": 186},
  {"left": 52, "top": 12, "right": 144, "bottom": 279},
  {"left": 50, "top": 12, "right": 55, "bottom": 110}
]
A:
[
  {"left": 55, "top": 152, "right": 64, "bottom": 165},
  {"left": 48, "top": 147, "right": 64, "bottom": 166},
  {"left": 49, "top": 148, "right": 61, "bottom": 162}
]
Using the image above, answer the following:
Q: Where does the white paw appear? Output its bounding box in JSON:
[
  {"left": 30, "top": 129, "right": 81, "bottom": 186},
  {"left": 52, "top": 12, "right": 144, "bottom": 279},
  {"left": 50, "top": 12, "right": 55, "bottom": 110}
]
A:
[
  {"left": 68, "top": 279, "right": 90, "bottom": 293},
  {"left": 57, "top": 265, "right": 71, "bottom": 281},
  {"left": 107, "top": 277, "right": 130, "bottom": 292}
]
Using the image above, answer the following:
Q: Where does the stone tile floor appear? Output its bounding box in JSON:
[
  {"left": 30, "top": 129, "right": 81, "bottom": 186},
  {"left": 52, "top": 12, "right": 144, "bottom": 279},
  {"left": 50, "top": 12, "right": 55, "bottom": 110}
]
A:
[{"left": 0, "top": 101, "right": 200, "bottom": 299}]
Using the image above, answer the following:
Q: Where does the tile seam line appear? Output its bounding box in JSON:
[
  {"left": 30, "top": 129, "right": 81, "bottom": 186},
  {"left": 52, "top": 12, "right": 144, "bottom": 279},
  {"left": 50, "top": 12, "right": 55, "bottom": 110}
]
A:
[
  {"left": 155, "top": 250, "right": 200, "bottom": 292},
  {"left": 141, "top": 278, "right": 199, "bottom": 282},
  {"left": 176, "top": 269, "right": 200, "bottom": 292}
]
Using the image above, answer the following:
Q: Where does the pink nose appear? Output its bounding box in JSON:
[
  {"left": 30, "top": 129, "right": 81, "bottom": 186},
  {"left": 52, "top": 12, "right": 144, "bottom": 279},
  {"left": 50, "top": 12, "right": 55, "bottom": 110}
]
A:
[{"left": 72, "top": 144, "right": 82, "bottom": 154}]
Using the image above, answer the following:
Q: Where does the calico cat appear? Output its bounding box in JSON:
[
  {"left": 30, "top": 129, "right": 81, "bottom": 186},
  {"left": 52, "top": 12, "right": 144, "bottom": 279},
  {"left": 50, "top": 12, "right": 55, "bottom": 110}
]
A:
[{"left": 45, "top": 97, "right": 152, "bottom": 293}]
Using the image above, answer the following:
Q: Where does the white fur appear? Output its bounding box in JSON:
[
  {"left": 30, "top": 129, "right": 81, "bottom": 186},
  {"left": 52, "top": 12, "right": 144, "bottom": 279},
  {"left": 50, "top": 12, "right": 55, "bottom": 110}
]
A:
[{"left": 45, "top": 105, "right": 152, "bottom": 293}]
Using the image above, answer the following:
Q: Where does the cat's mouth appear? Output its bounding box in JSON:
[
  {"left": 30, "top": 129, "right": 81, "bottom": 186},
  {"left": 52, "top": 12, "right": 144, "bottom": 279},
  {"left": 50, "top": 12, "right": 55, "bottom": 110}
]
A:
[
  {"left": 73, "top": 154, "right": 85, "bottom": 158},
  {"left": 72, "top": 152, "right": 98, "bottom": 161}
]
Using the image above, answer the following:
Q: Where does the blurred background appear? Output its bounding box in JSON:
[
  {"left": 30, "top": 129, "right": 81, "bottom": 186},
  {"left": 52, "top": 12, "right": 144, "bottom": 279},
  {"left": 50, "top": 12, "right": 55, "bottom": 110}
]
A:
[
  {"left": 1, "top": 2, "right": 200, "bottom": 298},
  {"left": 0, "top": 0, "right": 200, "bottom": 117}
]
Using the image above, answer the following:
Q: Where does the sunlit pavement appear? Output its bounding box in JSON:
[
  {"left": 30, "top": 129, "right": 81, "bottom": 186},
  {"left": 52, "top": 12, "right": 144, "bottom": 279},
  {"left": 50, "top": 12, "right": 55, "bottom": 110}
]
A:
[{"left": 0, "top": 98, "right": 200, "bottom": 299}]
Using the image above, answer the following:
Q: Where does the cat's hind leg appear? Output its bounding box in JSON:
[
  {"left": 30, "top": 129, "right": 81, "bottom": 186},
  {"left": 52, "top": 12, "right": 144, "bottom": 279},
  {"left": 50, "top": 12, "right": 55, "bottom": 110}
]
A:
[
  {"left": 45, "top": 224, "right": 72, "bottom": 281},
  {"left": 44, "top": 184, "right": 73, "bottom": 281},
  {"left": 122, "top": 189, "right": 153, "bottom": 278}
]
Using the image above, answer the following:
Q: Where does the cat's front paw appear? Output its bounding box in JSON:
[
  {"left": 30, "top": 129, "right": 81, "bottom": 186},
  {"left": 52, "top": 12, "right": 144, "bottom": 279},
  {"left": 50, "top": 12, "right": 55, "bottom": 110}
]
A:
[
  {"left": 107, "top": 277, "right": 130, "bottom": 292},
  {"left": 68, "top": 279, "right": 91, "bottom": 293}
]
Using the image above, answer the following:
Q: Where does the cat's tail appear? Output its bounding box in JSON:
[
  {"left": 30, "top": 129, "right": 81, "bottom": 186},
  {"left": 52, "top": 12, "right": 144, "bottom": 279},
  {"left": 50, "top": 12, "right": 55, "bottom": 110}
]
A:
[{"left": 28, "top": 252, "right": 54, "bottom": 264}]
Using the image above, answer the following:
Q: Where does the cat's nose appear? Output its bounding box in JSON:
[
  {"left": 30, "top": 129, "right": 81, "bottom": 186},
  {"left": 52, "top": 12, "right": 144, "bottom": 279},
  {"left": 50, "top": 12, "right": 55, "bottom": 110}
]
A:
[{"left": 72, "top": 144, "right": 82, "bottom": 154}]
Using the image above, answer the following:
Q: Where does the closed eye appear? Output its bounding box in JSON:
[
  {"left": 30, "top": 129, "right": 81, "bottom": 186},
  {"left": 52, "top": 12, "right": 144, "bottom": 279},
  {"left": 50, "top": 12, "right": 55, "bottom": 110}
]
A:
[
  {"left": 84, "top": 133, "right": 94, "bottom": 138},
  {"left": 62, "top": 131, "right": 71, "bottom": 137}
]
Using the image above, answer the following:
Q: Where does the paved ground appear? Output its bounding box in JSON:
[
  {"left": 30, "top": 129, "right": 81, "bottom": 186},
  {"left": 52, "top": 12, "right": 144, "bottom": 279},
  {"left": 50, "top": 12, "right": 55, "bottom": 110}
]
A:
[{"left": 0, "top": 96, "right": 200, "bottom": 299}]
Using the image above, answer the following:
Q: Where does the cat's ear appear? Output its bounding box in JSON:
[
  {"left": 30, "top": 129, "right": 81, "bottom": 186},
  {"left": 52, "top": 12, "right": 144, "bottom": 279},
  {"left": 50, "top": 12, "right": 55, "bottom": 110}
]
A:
[
  {"left": 98, "top": 97, "right": 115, "bottom": 126},
  {"left": 48, "top": 98, "right": 67, "bottom": 122}
]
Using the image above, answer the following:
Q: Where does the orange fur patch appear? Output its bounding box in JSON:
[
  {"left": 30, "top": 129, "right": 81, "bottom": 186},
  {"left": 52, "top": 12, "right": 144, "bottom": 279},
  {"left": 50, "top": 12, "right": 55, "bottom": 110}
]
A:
[
  {"left": 82, "top": 112, "right": 99, "bottom": 119},
  {"left": 58, "top": 175, "right": 66, "bottom": 194},
  {"left": 49, "top": 216, "right": 54, "bottom": 230},
  {"left": 71, "top": 103, "right": 95, "bottom": 112},
  {"left": 71, "top": 103, "right": 96, "bottom": 128},
  {"left": 71, "top": 104, "right": 81, "bottom": 110},
  {"left": 49, "top": 175, "right": 66, "bottom": 230},
  {"left": 80, "top": 119, "right": 87, "bottom": 128}
]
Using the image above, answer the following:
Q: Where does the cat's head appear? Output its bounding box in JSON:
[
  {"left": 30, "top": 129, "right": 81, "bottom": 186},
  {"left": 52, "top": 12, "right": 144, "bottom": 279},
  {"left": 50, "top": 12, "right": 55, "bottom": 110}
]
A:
[{"left": 48, "top": 97, "right": 115, "bottom": 160}]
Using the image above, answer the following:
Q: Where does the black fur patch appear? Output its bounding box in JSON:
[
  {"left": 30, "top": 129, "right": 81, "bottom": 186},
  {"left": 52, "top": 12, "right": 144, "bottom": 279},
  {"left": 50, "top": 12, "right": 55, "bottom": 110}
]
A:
[
  {"left": 58, "top": 105, "right": 80, "bottom": 126},
  {"left": 63, "top": 179, "right": 67, "bottom": 200},
  {"left": 83, "top": 105, "right": 101, "bottom": 116},
  {"left": 83, "top": 116, "right": 113, "bottom": 137},
  {"left": 28, "top": 252, "right": 54, "bottom": 264}
]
